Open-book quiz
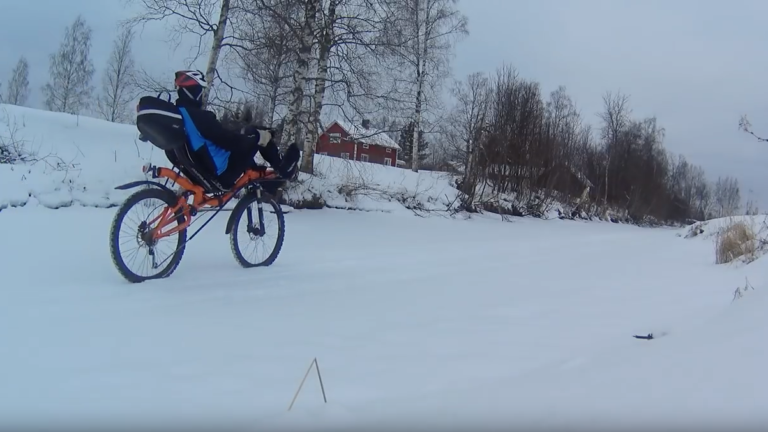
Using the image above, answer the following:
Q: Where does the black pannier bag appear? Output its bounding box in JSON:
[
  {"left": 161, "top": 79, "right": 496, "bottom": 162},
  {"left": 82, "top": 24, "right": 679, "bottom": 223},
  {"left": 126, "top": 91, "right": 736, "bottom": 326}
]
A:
[
  {"left": 135, "top": 96, "right": 187, "bottom": 151},
  {"left": 134, "top": 95, "right": 228, "bottom": 193}
]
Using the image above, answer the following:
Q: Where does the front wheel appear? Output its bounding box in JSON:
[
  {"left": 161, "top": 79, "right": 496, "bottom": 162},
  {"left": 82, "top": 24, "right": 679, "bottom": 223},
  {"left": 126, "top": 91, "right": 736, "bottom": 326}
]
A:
[
  {"left": 109, "top": 187, "right": 187, "bottom": 283},
  {"left": 229, "top": 193, "right": 285, "bottom": 268}
]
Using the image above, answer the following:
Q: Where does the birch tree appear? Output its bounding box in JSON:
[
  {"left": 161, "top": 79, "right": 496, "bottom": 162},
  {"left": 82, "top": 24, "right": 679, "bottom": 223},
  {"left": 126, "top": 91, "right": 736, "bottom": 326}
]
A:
[
  {"left": 233, "top": 0, "right": 397, "bottom": 175},
  {"left": 304, "top": 0, "right": 409, "bottom": 174},
  {"left": 284, "top": 0, "right": 318, "bottom": 150},
  {"left": 299, "top": 0, "right": 337, "bottom": 173},
  {"left": 42, "top": 15, "right": 96, "bottom": 114},
  {"left": 249, "top": 0, "right": 383, "bottom": 174},
  {"left": 126, "top": 0, "right": 237, "bottom": 108},
  {"left": 4, "top": 56, "right": 30, "bottom": 106},
  {"left": 380, "top": 0, "right": 467, "bottom": 172},
  {"left": 233, "top": 0, "right": 300, "bottom": 126},
  {"left": 97, "top": 27, "right": 137, "bottom": 123}
]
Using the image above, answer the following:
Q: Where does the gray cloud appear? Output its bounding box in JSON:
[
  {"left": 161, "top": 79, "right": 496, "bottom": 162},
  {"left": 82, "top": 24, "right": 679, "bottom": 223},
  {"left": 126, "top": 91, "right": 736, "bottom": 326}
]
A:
[{"left": 2, "top": 0, "right": 767, "bottom": 208}]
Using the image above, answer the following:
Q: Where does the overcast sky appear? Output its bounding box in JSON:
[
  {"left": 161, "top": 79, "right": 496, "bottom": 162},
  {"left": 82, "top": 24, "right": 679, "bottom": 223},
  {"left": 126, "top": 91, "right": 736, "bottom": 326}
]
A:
[{"left": 2, "top": 0, "right": 768, "bottom": 208}]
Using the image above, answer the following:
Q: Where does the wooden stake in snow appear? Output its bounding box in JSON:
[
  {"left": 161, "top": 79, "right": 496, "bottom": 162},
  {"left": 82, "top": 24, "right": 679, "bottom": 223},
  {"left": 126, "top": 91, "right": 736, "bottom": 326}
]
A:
[{"left": 288, "top": 357, "right": 327, "bottom": 411}]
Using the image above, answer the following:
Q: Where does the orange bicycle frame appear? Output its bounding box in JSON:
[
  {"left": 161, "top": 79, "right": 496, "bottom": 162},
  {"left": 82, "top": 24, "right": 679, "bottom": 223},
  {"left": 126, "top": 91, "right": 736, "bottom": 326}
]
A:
[{"left": 141, "top": 165, "right": 278, "bottom": 241}]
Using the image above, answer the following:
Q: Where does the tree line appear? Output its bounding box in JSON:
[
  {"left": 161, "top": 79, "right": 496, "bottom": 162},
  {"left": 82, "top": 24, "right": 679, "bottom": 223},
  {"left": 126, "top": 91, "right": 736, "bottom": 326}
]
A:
[
  {"left": 1, "top": 15, "right": 137, "bottom": 124},
  {"left": 0, "top": 2, "right": 746, "bottom": 224},
  {"left": 440, "top": 66, "right": 742, "bottom": 224}
]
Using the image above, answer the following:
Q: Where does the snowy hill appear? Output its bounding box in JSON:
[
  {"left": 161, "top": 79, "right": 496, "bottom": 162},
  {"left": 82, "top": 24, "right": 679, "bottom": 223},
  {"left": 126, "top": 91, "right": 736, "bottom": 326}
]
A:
[
  {"left": 2, "top": 104, "right": 768, "bottom": 429},
  {"left": 0, "top": 104, "right": 460, "bottom": 214}
]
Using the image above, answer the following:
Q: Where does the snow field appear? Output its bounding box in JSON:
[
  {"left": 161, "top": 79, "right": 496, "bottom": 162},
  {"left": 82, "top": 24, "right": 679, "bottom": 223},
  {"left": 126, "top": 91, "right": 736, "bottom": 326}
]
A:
[
  {"left": 1, "top": 104, "right": 767, "bottom": 429},
  {"left": 1, "top": 202, "right": 766, "bottom": 428}
]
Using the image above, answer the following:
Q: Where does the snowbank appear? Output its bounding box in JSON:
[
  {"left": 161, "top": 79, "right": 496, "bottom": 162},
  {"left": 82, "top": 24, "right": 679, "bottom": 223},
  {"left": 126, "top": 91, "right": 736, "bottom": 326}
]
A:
[
  {"left": 0, "top": 104, "right": 169, "bottom": 210},
  {"left": 681, "top": 214, "right": 768, "bottom": 265},
  {"left": 0, "top": 104, "right": 464, "bottom": 215},
  {"left": 682, "top": 214, "right": 768, "bottom": 240},
  {"left": 284, "top": 155, "right": 460, "bottom": 214}
]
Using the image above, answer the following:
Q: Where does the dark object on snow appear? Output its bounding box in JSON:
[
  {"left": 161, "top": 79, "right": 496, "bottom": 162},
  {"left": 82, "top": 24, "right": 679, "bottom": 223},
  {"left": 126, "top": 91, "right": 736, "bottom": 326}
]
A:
[{"left": 633, "top": 333, "right": 654, "bottom": 340}]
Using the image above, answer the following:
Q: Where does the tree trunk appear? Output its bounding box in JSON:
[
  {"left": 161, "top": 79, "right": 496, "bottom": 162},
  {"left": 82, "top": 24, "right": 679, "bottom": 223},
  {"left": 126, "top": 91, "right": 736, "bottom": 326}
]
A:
[
  {"left": 284, "top": 0, "right": 318, "bottom": 146},
  {"left": 300, "top": 0, "right": 336, "bottom": 175},
  {"left": 411, "top": 0, "right": 423, "bottom": 172},
  {"left": 201, "top": 0, "right": 231, "bottom": 108}
]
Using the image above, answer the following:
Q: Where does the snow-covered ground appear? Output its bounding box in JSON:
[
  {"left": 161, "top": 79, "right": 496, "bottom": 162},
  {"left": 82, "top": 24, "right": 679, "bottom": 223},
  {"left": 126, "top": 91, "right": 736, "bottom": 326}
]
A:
[
  {"left": 1, "top": 201, "right": 766, "bottom": 429},
  {"left": 2, "top": 105, "right": 767, "bottom": 430},
  {"left": 0, "top": 104, "right": 459, "bottom": 214}
]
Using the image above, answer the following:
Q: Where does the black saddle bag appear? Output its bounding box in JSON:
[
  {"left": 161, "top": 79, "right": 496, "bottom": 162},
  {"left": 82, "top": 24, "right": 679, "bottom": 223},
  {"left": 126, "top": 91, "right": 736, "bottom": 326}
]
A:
[{"left": 136, "top": 96, "right": 187, "bottom": 151}]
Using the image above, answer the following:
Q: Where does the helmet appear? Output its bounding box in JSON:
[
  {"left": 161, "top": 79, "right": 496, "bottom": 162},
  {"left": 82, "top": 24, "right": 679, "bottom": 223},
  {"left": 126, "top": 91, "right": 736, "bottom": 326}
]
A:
[
  {"left": 174, "top": 70, "right": 207, "bottom": 106},
  {"left": 175, "top": 70, "right": 207, "bottom": 88}
]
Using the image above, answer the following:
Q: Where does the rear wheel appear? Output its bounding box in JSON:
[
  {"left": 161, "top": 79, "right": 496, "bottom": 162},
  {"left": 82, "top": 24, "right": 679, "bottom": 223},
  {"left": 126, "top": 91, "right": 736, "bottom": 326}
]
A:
[
  {"left": 109, "top": 187, "right": 187, "bottom": 283},
  {"left": 229, "top": 193, "right": 285, "bottom": 268}
]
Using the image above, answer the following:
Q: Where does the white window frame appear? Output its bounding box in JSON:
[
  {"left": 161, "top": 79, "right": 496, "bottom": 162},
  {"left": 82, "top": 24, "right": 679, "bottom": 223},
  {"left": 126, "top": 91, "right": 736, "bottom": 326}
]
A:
[
  {"left": 360, "top": 154, "right": 369, "bottom": 162},
  {"left": 386, "top": 148, "right": 392, "bottom": 153},
  {"left": 329, "top": 132, "right": 341, "bottom": 143},
  {"left": 341, "top": 152, "right": 350, "bottom": 160},
  {"left": 362, "top": 143, "right": 369, "bottom": 149},
  {"left": 384, "top": 158, "right": 392, "bottom": 166}
]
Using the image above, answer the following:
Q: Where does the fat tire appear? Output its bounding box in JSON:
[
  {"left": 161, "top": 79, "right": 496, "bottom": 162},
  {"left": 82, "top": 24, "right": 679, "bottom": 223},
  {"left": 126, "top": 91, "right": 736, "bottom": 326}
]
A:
[
  {"left": 109, "top": 187, "right": 187, "bottom": 283},
  {"left": 229, "top": 195, "right": 285, "bottom": 268}
]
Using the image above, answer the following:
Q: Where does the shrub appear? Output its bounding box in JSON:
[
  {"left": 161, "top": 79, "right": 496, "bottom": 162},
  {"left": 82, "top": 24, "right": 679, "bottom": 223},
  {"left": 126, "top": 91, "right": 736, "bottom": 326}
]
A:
[{"left": 715, "top": 219, "right": 757, "bottom": 264}]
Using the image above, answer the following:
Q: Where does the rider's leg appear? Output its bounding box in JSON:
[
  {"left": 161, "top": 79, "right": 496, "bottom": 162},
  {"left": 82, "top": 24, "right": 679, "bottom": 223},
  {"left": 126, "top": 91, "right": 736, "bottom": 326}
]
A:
[
  {"left": 279, "top": 143, "right": 300, "bottom": 179},
  {"left": 217, "top": 142, "right": 261, "bottom": 187}
]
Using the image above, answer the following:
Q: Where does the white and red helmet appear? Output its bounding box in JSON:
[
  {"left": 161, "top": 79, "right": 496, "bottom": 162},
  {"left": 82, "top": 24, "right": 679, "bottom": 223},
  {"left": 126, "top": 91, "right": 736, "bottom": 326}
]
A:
[
  {"left": 175, "top": 70, "right": 207, "bottom": 88},
  {"left": 174, "top": 70, "right": 207, "bottom": 103}
]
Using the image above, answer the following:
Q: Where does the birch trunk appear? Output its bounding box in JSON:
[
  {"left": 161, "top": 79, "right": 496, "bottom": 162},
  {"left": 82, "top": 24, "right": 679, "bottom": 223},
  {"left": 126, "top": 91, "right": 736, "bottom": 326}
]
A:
[
  {"left": 200, "top": 0, "right": 230, "bottom": 108},
  {"left": 413, "top": 0, "right": 433, "bottom": 172},
  {"left": 267, "top": 81, "right": 279, "bottom": 127},
  {"left": 411, "top": 0, "right": 422, "bottom": 172},
  {"left": 284, "top": 0, "right": 318, "bottom": 145},
  {"left": 300, "top": 0, "right": 336, "bottom": 174}
]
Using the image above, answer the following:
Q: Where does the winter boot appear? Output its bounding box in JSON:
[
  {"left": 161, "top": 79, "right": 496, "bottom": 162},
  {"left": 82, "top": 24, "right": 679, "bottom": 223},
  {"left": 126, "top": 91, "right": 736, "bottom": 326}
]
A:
[{"left": 279, "top": 143, "right": 300, "bottom": 180}]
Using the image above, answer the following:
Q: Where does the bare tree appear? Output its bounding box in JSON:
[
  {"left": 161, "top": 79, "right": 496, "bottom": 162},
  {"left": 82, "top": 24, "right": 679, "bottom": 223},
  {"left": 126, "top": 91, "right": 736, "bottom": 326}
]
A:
[
  {"left": 132, "top": 67, "right": 176, "bottom": 95},
  {"left": 97, "top": 27, "right": 137, "bottom": 123},
  {"left": 283, "top": 0, "right": 318, "bottom": 151},
  {"left": 380, "top": 0, "right": 468, "bottom": 172},
  {"left": 738, "top": 114, "right": 768, "bottom": 142},
  {"left": 125, "top": 0, "right": 237, "bottom": 108},
  {"left": 42, "top": 15, "right": 96, "bottom": 115},
  {"left": 4, "top": 56, "right": 30, "bottom": 106},
  {"left": 231, "top": 0, "right": 298, "bottom": 126},
  {"left": 249, "top": 0, "right": 392, "bottom": 175},
  {"left": 445, "top": 71, "right": 491, "bottom": 199},
  {"left": 299, "top": 0, "right": 338, "bottom": 173},
  {"left": 714, "top": 175, "right": 741, "bottom": 218},
  {"left": 597, "top": 90, "right": 631, "bottom": 211}
]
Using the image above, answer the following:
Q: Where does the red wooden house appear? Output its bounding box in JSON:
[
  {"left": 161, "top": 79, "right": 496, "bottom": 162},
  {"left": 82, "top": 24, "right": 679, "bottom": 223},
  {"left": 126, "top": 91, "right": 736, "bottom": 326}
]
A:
[{"left": 316, "top": 119, "right": 401, "bottom": 167}]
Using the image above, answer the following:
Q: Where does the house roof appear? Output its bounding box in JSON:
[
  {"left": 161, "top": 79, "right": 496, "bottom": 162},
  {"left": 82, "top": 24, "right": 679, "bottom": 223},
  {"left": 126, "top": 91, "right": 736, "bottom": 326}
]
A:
[{"left": 326, "top": 119, "right": 402, "bottom": 150}]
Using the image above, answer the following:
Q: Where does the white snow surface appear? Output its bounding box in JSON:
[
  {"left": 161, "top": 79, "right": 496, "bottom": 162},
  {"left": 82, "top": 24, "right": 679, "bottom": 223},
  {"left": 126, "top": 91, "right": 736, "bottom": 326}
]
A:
[
  {"left": 2, "top": 106, "right": 768, "bottom": 430},
  {"left": 1, "top": 201, "right": 767, "bottom": 430}
]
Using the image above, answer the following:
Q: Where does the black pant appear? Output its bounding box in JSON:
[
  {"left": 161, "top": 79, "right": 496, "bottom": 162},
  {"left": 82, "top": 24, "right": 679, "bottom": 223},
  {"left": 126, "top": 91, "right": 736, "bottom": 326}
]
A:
[
  {"left": 217, "top": 140, "right": 282, "bottom": 187},
  {"left": 218, "top": 142, "right": 261, "bottom": 187}
]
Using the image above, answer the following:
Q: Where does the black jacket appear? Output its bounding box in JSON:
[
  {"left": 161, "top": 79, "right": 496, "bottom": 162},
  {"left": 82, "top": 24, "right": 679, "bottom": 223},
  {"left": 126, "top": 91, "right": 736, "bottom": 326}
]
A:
[{"left": 175, "top": 99, "right": 245, "bottom": 152}]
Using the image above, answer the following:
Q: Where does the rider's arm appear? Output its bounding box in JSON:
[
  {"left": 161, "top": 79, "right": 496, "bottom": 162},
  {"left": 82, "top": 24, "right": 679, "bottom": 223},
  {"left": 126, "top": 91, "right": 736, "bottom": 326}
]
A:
[{"left": 195, "top": 111, "right": 252, "bottom": 152}]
